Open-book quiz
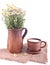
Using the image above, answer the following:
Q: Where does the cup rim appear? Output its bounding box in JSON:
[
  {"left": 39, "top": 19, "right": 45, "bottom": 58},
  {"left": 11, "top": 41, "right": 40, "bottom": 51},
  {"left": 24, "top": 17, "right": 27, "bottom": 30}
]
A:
[{"left": 27, "top": 38, "right": 41, "bottom": 43}]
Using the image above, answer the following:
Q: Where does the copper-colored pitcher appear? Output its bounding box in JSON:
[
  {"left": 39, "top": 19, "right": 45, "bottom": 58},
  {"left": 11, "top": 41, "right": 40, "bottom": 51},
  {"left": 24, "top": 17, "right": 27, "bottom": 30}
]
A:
[{"left": 7, "top": 28, "right": 27, "bottom": 53}]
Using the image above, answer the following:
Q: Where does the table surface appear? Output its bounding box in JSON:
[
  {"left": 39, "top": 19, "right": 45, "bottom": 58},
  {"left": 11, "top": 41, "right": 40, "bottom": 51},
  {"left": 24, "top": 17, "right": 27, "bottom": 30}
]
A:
[{"left": 0, "top": 44, "right": 47, "bottom": 65}]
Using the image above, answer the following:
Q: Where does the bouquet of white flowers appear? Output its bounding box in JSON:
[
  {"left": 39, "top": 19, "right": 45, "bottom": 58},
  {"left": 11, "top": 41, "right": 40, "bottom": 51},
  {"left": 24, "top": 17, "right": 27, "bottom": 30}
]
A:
[{"left": 2, "top": 4, "right": 26, "bottom": 29}]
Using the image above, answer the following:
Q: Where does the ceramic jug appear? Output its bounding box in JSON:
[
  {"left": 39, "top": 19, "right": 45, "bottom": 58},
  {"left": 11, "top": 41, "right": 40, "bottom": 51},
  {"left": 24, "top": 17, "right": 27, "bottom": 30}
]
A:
[{"left": 7, "top": 28, "right": 27, "bottom": 53}]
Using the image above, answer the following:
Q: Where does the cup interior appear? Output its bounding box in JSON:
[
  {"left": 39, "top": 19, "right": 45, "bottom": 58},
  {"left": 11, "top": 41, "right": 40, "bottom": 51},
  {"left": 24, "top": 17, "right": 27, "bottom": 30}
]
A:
[{"left": 27, "top": 38, "right": 41, "bottom": 43}]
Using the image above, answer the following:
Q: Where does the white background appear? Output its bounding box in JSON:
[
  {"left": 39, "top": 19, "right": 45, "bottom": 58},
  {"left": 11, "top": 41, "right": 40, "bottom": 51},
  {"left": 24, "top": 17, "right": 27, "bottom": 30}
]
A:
[{"left": 0, "top": 0, "right": 50, "bottom": 65}]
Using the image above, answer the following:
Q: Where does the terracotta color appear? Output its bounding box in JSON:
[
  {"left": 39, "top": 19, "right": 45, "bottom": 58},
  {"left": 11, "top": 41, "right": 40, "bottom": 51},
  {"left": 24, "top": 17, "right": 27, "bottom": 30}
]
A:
[
  {"left": 27, "top": 38, "right": 46, "bottom": 52},
  {"left": 7, "top": 28, "right": 27, "bottom": 53}
]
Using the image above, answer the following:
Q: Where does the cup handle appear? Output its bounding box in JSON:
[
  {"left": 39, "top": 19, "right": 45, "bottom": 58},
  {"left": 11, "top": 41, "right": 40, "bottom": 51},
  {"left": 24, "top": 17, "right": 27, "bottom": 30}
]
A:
[
  {"left": 41, "top": 41, "right": 46, "bottom": 48},
  {"left": 22, "top": 28, "right": 27, "bottom": 39}
]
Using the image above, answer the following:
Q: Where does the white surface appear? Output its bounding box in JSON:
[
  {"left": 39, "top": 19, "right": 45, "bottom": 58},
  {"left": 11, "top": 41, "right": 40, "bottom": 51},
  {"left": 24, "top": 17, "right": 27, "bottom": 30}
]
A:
[
  {"left": 0, "top": 0, "right": 50, "bottom": 65},
  {"left": 28, "top": 39, "right": 40, "bottom": 42}
]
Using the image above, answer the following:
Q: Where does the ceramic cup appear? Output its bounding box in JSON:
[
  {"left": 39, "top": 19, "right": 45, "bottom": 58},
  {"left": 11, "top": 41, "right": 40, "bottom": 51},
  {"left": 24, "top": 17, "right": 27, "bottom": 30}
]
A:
[{"left": 27, "top": 38, "right": 46, "bottom": 52}]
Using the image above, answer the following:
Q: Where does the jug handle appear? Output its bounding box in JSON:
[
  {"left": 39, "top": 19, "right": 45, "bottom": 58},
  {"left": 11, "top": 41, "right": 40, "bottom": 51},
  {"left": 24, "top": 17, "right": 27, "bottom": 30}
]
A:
[{"left": 22, "top": 28, "right": 27, "bottom": 39}]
